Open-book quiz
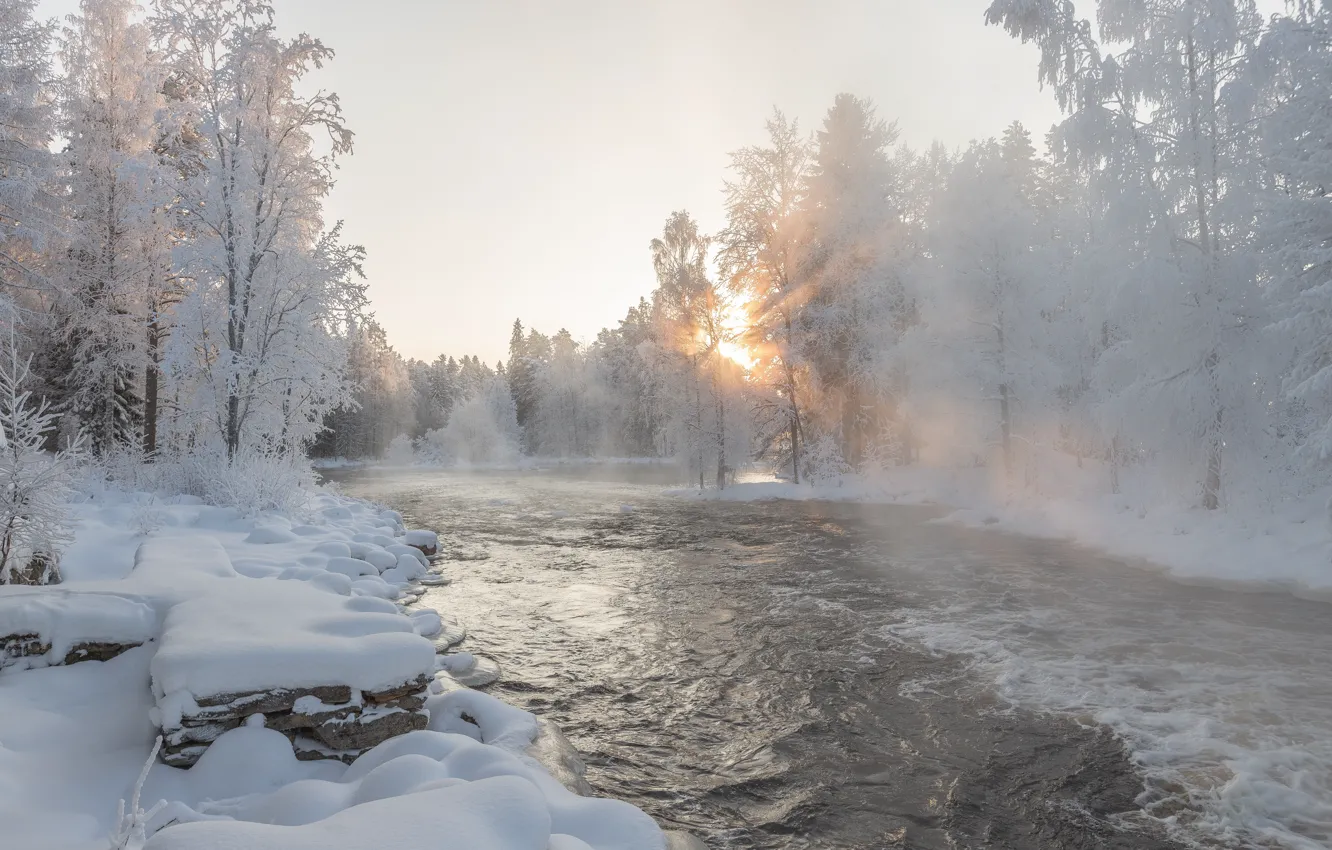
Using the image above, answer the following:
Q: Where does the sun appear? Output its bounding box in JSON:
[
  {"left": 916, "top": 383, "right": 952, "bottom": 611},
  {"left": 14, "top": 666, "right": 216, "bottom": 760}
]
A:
[
  {"left": 718, "top": 301, "right": 756, "bottom": 368},
  {"left": 718, "top": 339, "right": 755, "bottom": 369}
]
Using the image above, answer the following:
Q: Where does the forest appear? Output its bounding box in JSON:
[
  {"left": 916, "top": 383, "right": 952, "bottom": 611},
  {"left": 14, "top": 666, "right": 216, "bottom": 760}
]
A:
[
  {"left": 3, "top": 0, "right": 1332, "bottom": 517},
  {"left": 327, "top": 1, "right": 1332, "bottom": 515}
]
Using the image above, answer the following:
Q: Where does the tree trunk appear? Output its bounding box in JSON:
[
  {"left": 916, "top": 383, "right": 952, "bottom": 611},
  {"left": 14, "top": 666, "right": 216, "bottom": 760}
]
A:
[
  {"left": 693, "top": 355, "right": 703, "bottom": 491},
  {"left": 996, "top": 321, "right": 1012, "bottom": 480},
  {"left": 715, "top": 362, "right": 726, "bottom": 490},
  {"left": 842, "top": 383, "right": 860, "bottom": 471},
  {"left": 784, "top": 313, "right": 801, "bottom": 485},
  {"left": 789, "top": 407, "right": 800, "bottom": 485},
  {"left": 1109, "top": 434, "right": 1121, "bottom": 496},
  {"left": 1188, "top": 34, "right": 1221, "bottom": 510},
  {"left": 1203, "top": 352, "right": 1222, "bottom": 510},
  {"left": 144, "top": 312, "right": 161, "bottom": 458},
  {"left": 226, "top": 393, "right": 240, "bottom": 458}
]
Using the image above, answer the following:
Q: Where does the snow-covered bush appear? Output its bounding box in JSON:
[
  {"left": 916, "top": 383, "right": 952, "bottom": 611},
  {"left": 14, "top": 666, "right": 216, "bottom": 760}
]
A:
[
  {"left": 418, "top": 377, "right": 521, "bottom": 466},
  {"left": 383, "top": 433, "right": 415, "bottom": 466},
  {"left": 107, "top": 737, "right": 166, "bottom": 850},
  {"left": 0, "top": 329, "right": 86, "bottom": 585},
  {"left": 802, "top": 432, "right": 851, "bottom": 485},
  {"left": 92, "top": 443, "right": 316, "bottom": 517},
  {"left": 181, "top": 446, "right": 317, "bottom": 516}
]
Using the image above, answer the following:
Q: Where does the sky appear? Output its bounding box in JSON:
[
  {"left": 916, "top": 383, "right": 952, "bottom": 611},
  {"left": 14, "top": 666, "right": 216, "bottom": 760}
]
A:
[{"left": 37, "top": 1, "right": 1106, "bottom": 364}]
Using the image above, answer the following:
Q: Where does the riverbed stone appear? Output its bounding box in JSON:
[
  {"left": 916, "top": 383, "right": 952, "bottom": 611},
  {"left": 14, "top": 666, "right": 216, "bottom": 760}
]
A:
[
  {"left": 2, "top": 633, "right": 49, "bottom": 664},
  {"left": 193, "top": 684, "right": 354, "bottom": 716},
  {"left": 310, "top": 707, "right": 429, "bottom": 751},
  {"left": 363, "top": 674, "right": 430, "bottom": 705},
  {"left": 61, "top": 640, "right": 142, "bottom": 665}
]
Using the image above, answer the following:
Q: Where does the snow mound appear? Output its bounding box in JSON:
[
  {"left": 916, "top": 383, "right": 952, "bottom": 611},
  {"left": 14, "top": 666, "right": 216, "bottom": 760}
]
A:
[
  {"left": 151, "top": 578, "right": 435, "bottom": 704},
  {"left": 145, "top": 727, "right": 665, "bottom": 850},
  {"left": 245, "top": 526, "right": 299, "bottom": 545},
  {"left": 436, "top": 653, "right": 502, "bottom": 688},
  {"left": 146, "top": 775, "right": 556, "bottom": 850},
  {"left": 0, "top": 590, "right": 157, "bottom": 667},
  {"left": 403, "top": 529, "right": 438, "bottom": 554}
]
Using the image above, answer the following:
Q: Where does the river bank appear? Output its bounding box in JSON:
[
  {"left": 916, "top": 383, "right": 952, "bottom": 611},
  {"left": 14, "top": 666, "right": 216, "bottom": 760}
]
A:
[{"left": 0, "top": 481, "right": 675, "bottom": 850}]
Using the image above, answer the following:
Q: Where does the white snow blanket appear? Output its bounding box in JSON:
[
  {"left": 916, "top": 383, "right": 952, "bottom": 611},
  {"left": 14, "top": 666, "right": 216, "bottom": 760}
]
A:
[
  {"left": 143, "top": 725, "right": 663, "bottom": 850},
  {"left": 152, "top": 579, "right": 435, "bottom": 710},
  {"left": 0, "top": 590, "right": 157, "bottom": 666}
]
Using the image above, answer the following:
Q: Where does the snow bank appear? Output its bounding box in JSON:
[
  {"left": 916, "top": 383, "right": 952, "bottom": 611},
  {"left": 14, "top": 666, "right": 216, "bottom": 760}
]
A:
[
  {"left": 0, "top": 590, "right": 156, "bottom": 669},
  {"left": 144, "top": 727, "right": 663, "bottom": 850},
  {"left": 151, "top": 580, "right": 434, "bottom": 703},
  {"left": 145, "top": 775, "right": 558, "bottom": 850}
]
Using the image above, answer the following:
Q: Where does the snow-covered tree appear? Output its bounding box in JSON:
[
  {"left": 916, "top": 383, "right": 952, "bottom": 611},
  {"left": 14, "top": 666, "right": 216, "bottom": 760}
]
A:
[
  {"left": 53, "top": 0, "right": 173, "bottom": 455},
  {"left": 986, "top": 0, "right": 1271, "bottom": 509},
  {"left": 0, "top": 0, "right": 57, "bottom": 294},
  {"left": 921, "top": 126, "right": 1060, "bottom": 479},
  {"left": 798, "top": 94, "right": 914, "bottom": 470},
  {"left": 0, "top": 316, "right": 84, "bottom": 585},
  {"left": 718, "top": 109, "right": 811, "bottom": 482},
  {"left": 651, "top": 210, "right": 718, "bottom": 488},
  {"left": 418, "top": 373, "right": 520, "bottom": 466},
  {"left": 1262, "top": 3, "right": 1332, "bottom": 468},
  {"left": 153, "top": 0, "right": 360, "bottom": 456}
]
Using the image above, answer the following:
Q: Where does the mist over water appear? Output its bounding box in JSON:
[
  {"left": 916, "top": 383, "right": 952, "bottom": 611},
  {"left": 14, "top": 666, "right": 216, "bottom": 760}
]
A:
[{"left": 331, "top": 466, "right": 1332, "bottom": 850}]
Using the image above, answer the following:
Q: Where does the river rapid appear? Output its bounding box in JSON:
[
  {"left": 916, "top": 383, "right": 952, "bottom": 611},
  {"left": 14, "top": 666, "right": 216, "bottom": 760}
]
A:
[{"left": 329, "top": 465, "right": 1332, "bottom": 850}]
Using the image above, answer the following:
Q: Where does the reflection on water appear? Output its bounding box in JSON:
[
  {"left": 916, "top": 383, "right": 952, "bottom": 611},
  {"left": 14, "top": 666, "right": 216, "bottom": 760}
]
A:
[{"left": 330, "top": 465, "right": 1332, "bottom": 850}]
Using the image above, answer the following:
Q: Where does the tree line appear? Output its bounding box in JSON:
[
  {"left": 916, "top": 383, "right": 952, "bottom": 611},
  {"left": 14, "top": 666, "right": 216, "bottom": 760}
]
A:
[{"left": 319, "top": 0, "right": 1332, "bottom": 514}]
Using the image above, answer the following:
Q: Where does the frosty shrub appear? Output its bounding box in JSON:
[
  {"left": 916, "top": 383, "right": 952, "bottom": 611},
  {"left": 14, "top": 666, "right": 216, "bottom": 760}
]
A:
[
  {"left": 383, "top": 433, "right": 416, "bottom": 466},
  {"left": 181, "top": 445, "right": 317, "bottom": 516},
  {"left": 418, "top": 377, "right": 521, "bottom": 466},
  {"left": 802, "top": 433, "right": 851, "bottom": 486},
  {"left": 87, "top": 444, "right": 160, "bottom": 495},
  {"left": 0, "top": 334, "right": 86, "bottom": 585}
]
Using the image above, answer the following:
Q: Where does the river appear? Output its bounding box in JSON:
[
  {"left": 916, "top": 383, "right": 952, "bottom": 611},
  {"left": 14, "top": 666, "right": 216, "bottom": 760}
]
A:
[{"left": 328, "top": 465, "right": 1332, "bottom": 850}]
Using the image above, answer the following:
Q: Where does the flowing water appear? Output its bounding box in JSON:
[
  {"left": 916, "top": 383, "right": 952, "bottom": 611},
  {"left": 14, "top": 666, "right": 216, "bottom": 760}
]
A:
[{"left": 329, "top": 465, "right": 1332, "bottom": 850}]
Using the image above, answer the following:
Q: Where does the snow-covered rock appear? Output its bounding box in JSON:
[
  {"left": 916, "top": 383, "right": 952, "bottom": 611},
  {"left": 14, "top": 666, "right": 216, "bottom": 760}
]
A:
[
  {"left": 0, "top": 590, "right": 157, "bottom": 670},
  {"left": 402, "top": 529, "right": 438, "bottom": 556},
  {"left": 151, "top": 579, "right": 435, "bottom": 766}
]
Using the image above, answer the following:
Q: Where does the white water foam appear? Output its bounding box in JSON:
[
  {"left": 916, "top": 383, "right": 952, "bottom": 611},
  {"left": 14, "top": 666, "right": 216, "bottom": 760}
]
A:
[{"left": 881, "top": 598, "right": 1332, "bottom": 850}]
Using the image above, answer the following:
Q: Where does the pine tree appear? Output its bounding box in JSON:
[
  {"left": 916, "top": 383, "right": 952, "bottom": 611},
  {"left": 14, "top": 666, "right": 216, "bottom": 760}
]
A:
[{"left": 799, "top": 94, "right": 912, "bottom": 470}]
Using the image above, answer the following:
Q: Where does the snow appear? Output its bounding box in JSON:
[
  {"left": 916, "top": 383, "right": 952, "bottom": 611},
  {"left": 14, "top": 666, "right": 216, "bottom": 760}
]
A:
[
  {"left": 0, "top": 485, "right": 669, "bottom": 850},
  {"left": 151, "top": 579, "right": 435, "bottom": 704},
  {"left": 0, "top": 590, "right": 157, "bottom": 664},
  {"left": 144, "top": 775, "right": 559, "bottom": 850},
  {"left": 403, "top": 529, "right": 437, "bottom": 550}
]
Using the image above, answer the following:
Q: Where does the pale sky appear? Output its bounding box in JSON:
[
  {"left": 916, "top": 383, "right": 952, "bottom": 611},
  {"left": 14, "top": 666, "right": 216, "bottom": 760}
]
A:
[{"left": 40, "top": 0, "right": 1081, "bottom": 365}]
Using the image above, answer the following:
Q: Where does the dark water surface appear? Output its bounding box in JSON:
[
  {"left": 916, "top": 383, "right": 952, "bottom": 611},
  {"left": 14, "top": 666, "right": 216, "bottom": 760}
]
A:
[{"left": 329, "top": 466, "right": 1332, "bottom": 850}]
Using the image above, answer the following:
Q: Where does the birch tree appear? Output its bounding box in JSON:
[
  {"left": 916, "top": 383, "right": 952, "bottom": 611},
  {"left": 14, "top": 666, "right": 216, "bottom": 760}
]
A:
[
  {"left": 651, "top": 210, "right": 714, "bottom": 488},
  {"left": 152, "top": 0, "right": 358, "bottom": 456}
]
